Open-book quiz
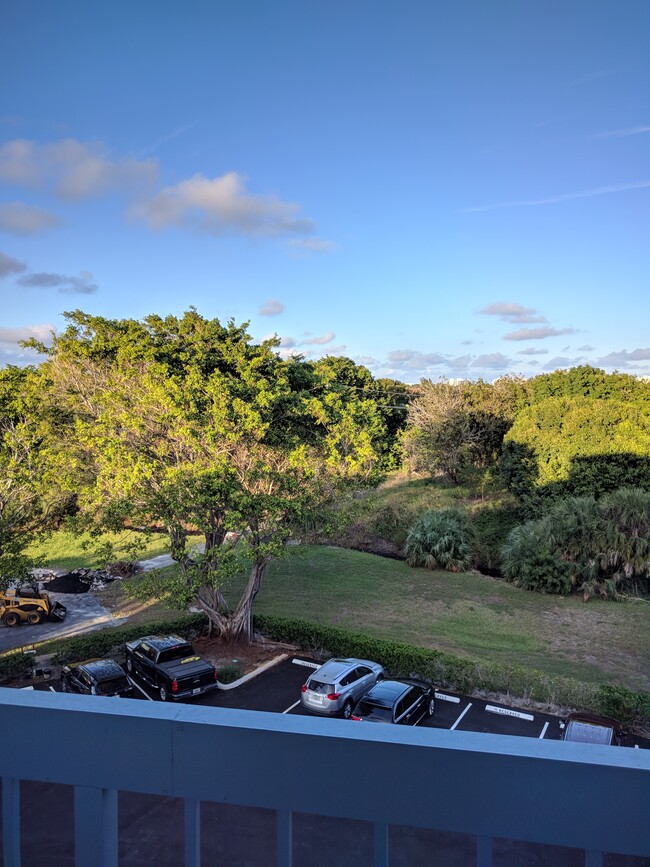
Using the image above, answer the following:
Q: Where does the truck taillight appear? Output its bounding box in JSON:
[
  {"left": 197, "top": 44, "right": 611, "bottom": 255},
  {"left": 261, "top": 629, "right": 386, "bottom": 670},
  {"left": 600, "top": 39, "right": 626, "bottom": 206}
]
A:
[{"left": 171, "top": 680, "right": 179, "bottom": 692}]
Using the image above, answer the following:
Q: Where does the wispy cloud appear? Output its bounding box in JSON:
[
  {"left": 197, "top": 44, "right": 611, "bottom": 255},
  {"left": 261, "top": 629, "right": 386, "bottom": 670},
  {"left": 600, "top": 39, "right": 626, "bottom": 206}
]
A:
[
  {"left": 288, "top": 238, "right": 337, "bottom": 253},
  {"left": 17, "top": 270, "right": 98, "bottom": 295},
  {"left": 0, "top": 251, "right": 27, "bottom": 278},
  {"left": 0, "top": 138, "right": 158, "bottom": 199},
  {"left": 138, "top": 123, "right": 198, "bottom": 157},
  {"left": 593, "top": 125, "right": 650, "bottom": 139},
  {"left": 464, "top": 180, "right": 650, "bottom": 213},
  {"left": 517, "top": 347, "right": 548, "bottom": 355},
  {"left": 471, "top": 353, "right": 511, "bottom": 370},
  {"left": 259, "top": 299, "right": 285, "bottom": 317},
  {"left": 479, "top": 302, "right": 547, "bottom": 324},
  {"left": 300, "top": 331, "right": 335, "bottom": 346},
  {"left": 130, "top": 171, "right": 314, "bottom": 239},
  {"left": 504, "top": 326, "right": 577, "bottom": 341},
  {"left": 0, "top": 201, "right": 63, "bottom": 235}
]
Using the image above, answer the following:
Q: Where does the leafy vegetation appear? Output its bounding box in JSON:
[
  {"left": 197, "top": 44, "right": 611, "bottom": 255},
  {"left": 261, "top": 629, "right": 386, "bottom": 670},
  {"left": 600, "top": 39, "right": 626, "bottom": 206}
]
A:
[
  {"left": 404, "top": 508, "right": 476, "bottom": 572},
  {"left": 501, "top": 488, "right": 650, "bottom": 598}
]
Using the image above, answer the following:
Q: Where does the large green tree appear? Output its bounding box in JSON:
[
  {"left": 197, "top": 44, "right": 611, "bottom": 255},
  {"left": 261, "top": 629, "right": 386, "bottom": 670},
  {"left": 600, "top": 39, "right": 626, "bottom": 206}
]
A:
[{"left": 39, "top": 310, "right": 386, "bottom": 641}]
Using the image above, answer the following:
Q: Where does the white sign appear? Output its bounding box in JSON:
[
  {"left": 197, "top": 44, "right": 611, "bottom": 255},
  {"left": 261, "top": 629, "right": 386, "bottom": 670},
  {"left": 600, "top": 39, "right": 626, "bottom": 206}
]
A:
[{"left": 435, "top": 692, "right": 461, "bottom": 703}]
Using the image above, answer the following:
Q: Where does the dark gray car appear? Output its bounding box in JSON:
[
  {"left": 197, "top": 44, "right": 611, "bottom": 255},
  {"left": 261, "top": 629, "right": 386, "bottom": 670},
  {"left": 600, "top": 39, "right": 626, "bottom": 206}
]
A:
[{"left": 300, "top": 657, "right": 385, "bottom": 718}]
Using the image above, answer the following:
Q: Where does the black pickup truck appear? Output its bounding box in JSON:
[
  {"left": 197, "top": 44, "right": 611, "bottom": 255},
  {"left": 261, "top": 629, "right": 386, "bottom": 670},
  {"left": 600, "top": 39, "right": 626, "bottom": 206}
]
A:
[{"left": 125, "top": 635, "right": 218, "bottom": 701}]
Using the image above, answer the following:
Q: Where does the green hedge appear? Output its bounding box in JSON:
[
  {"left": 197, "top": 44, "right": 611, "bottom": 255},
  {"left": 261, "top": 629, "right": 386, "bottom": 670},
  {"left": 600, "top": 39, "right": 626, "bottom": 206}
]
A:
[
  {"left": 0, "top": 649, "right": 34, "bottom": 681},
  {"left": 253, "top": 615, "right": 650, "bottom": 727}
]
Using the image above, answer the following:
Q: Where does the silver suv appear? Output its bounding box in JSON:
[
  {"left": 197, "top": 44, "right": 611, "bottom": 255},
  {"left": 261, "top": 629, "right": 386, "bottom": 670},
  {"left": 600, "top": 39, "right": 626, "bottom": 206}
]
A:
[{"left": 300, "top": 657, "right": 385, "bottom": 718}]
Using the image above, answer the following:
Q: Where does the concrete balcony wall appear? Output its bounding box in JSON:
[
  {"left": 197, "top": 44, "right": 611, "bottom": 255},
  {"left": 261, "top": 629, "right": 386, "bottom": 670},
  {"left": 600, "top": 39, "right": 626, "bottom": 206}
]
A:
[{"left": 1, "top": 689, "right": 649, "bottom": 866}]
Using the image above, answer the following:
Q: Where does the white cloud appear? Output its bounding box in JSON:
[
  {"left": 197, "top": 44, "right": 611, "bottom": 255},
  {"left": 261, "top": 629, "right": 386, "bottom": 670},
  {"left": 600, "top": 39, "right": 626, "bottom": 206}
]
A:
[
  {"left": 300, "top": 331, "right": 335, "bottom": 346},
  {"left": 131, "top": 171, "right": 314, "bottom": 238},
  {"left": 279, "top": 335, "right": 298, "bottom": 348},
  {"left": 0, "top": 138, "right": 158, "bottom": 199},
  {"left": 0, "top": 323, "right": 55, "bottom": 366},
  {"left": 17, "top": 270, "right": 98, "bottom": 295},
  {"left": 577, "top": 344, "right": 594, "bottom": 352},
  {"left": 598, "top": 348, "right": 650, "bottom": 367},
  {"left": 0, "top": 201, "right": 63, "bottom": 235},
  {"left": 479, "top": 302, "right": 547, "bottom": 324},
  {"left": 0, "top": 251, "right": 27, "bottom": 278},
  {"left": 471, "top": 353, "right": 511, "bottom": 370},
  {"left": 464, "top": 180, "right": 650, "bottom": 213},
  {"left": 504, "top": 326, "right": 577, "bottom": 341},
  {"left": 517, "top": 347, "right": 548, "bottom": 355},
  {"left": 259, "top": 299, "right": 285, "bottom": 317},
  {"left": 542, "top": 356, "right": 578, "bottom": 370},
  {"left": 387, "top": 350, "right": 447, "bottom": 370}
]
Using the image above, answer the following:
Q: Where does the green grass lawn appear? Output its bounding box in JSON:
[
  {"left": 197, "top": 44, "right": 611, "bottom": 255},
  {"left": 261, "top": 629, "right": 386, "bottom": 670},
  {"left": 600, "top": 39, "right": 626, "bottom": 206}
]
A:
[
  {"left": 224, "top": 545, "right": 649, "bottom": 692},
  {"left": 26, "top": 529, "right": 171, "bottom": 572},
  {"left": 30, "top": 529, "right": 649, "bottom": 693}
]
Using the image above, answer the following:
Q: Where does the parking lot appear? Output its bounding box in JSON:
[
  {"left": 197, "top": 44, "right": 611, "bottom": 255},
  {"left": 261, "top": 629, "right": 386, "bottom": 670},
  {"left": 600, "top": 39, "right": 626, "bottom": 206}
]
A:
[{"left": 26, "top": 653, "right": 649, "bottom": 748}]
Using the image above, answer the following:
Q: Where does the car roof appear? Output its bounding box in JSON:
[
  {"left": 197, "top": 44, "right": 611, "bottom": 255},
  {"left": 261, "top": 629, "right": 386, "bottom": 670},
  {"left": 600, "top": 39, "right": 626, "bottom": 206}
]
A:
[
  {"left": 311, "top": 658, "right": 375, "bottom": 681},
  {"left": 362, "top": 680, "right": 412, "bottom": 706},
  {"left": 72, "top": 659, "right": 125, "bottom": 680}
]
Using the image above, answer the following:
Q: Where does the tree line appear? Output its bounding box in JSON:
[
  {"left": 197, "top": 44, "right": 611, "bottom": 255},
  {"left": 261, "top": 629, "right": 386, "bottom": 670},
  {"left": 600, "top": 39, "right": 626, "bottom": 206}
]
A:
[{"left": 2, "top": 309, "right": 649, "bottom": 626}]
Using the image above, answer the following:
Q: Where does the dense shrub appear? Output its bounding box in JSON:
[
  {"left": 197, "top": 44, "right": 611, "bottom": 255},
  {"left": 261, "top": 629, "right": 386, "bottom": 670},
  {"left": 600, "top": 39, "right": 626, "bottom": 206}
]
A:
[
  {"left": 404, "top": 508, "right": 476, "bottom": 572},
  {"left": 0, "top": 649, "right": 34, "bottom": 681},
  {"left": 472, "top": 503, "right": 523, "bottom": 575},
  {"left": 500, "top": 488, "right": 650, "bottom": 598}
]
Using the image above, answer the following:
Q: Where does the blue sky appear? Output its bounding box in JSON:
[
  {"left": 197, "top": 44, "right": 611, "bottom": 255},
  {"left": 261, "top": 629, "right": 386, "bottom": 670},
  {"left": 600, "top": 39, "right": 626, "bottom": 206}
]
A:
[{"left": 1, "top": 0, "right": 648, "bottom": 381}]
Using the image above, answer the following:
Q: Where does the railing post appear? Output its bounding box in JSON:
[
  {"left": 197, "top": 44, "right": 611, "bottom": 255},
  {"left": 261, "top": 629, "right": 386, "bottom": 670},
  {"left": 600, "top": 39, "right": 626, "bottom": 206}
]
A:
[
  {"left": 477, "top": 834, "right": 493, "bottom": 867},
  {"left": 74, "top": 785, "right": 118, "bottom": 867},
  {"left": 373, "top": 822, "right": 389, "bottom": 867},
  {"left": 2, "top": 776, "right": 21, "bottom": 867},
  {"left": 184, "top": 798, "right": 200, "bottom": 867},
  {"left": 276, "top": 808, "right": 292, "bottom": 867}
]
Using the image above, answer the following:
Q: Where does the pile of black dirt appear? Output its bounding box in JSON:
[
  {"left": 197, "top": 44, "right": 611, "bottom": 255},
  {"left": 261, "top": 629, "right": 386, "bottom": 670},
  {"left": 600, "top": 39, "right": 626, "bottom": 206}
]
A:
[{"left": 44, "top": 568, "right": 115, "bottom": 594}]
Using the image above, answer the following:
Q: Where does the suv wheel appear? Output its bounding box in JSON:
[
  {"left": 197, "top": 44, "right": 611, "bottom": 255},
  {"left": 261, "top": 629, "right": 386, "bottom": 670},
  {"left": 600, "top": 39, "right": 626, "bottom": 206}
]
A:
[{"left": 342, "top": 699, "right": 353, "bottom": 719}]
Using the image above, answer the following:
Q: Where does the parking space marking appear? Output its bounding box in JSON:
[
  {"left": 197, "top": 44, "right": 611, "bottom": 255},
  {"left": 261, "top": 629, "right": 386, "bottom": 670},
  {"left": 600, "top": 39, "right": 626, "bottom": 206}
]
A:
[
  {"left": 48, "top": 685, "right": 56, "bottom": 692},
  {"left": 282, "top": 700, "right": 300, "bottom": 714},
  {"left": 435, "top": 693, "right": 460, "bottom": 703},
  {"left": 539, "top": 722, "right": 549, "bottom": 739},
  {"left": 485, "top": 704, "right": 534, "bottom": 721},
  {"left": 292, "top": 659, "right": 320, "bottom": 669},
  {"left": 450, "top": 702, "right": 472, "bottom": 730},
  {"left": 128, "top": 676, "right": 154, "bottom": 701}
]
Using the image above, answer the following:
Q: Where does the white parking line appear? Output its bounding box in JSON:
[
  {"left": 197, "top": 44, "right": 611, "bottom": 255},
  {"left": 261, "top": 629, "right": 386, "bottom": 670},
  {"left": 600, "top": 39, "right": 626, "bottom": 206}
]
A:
[
  {"left": 48, "top": 685, "right": 56, "bottom": 692},
  {"left": 291, "top": 659, "right": 320, "bottom": 669},
  {"left": 128, "top": 676, "right": 154, "bottom": 701},
  {"left": 282, "top": 700, "right": 300, "bottom": 714},
  {"left": 450, "top": 702, "right": 472, "bottom": 730},
  {"left": 539, "top": 722, "right": 549, "bottom": 739}
]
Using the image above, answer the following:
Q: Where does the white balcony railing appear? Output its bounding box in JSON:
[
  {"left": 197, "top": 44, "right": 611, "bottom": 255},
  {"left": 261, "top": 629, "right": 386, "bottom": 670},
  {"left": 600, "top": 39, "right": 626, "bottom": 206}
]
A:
[{"left": 1, "top": 689, "right": 649, "bottom": 866}]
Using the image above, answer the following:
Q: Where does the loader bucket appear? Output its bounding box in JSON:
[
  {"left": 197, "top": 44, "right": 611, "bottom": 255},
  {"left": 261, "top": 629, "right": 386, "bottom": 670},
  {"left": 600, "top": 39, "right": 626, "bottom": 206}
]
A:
[{"left": 48, "top": 601, "right": 67, "bottom": 621}]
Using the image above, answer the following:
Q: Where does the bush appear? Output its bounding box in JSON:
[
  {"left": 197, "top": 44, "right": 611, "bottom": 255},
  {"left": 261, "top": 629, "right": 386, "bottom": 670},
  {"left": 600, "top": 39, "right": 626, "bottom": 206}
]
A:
[
  {"left": 0, "top": 649, "right": 34, "bottom": 682},
  {"left": 404, "top": 509, "right": 476, "bottom": 572},
  {"left": 500, "top": 519, "right": 573, "bottom": 594},
  {"left": 218, "top": 662, "right": 243, "bottom": 684}
]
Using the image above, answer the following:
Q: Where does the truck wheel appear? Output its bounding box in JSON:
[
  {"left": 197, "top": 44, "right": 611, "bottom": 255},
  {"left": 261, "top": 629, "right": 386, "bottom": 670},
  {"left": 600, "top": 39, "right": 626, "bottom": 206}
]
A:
[
  {"left": 159, "top": 683, "right": 169, "bottom": 702},
  {"left": 126, "top": 656, "right": 133, "bottom": 674},
  {"left": 27, "top": 611, "right": 43, "bottom": 625},
  {"left": 2, "top": 612, "right": 19, "bottom": 627}
]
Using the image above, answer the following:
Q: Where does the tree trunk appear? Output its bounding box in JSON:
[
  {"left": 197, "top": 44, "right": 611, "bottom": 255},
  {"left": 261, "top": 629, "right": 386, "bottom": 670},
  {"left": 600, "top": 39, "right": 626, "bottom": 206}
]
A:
[{"left": 196, "top": 555, "right": 270, "bottom": 644}]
